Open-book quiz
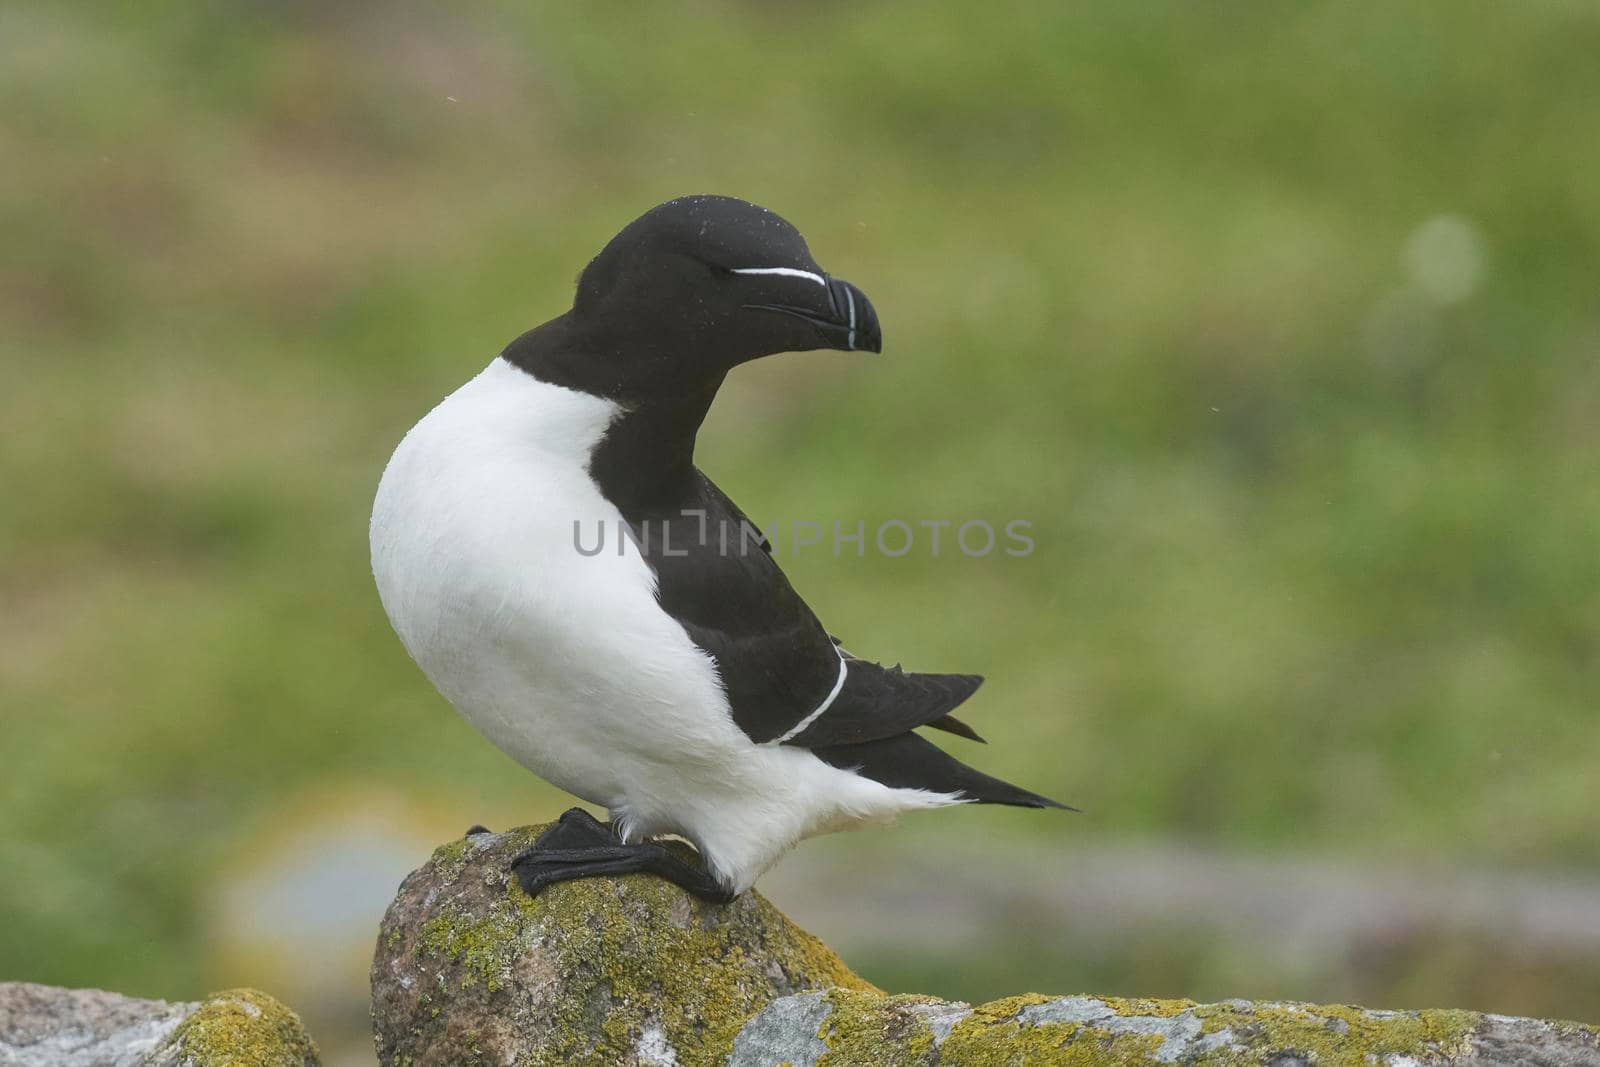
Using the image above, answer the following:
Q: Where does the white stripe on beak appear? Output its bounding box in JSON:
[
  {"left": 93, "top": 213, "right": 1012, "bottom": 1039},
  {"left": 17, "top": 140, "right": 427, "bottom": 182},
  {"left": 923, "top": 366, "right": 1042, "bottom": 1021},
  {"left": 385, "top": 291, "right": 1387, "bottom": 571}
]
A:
[{"left": 731, "top": 266, "right": 828, "bottom": 287}]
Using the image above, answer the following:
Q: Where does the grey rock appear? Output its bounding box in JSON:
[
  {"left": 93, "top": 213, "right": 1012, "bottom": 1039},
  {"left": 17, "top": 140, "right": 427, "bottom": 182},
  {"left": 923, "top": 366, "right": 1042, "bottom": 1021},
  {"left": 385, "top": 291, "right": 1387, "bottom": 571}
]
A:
[
  {"left": 728, "top": 991, "right": 832, "bottom": 1067},
  {"left": 0, "top": 983, "right": 319, "bottom": 1067},
  {"left": 0, "top": 985, "right": 190, "bottom": 1067}
]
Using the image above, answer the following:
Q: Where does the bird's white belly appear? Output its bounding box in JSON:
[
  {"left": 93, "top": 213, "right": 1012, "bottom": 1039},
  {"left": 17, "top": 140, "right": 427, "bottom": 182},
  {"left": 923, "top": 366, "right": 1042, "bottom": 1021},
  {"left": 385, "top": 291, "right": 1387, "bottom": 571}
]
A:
[{"left": 370, "top": 360, "right": 743, "bottom": 804}]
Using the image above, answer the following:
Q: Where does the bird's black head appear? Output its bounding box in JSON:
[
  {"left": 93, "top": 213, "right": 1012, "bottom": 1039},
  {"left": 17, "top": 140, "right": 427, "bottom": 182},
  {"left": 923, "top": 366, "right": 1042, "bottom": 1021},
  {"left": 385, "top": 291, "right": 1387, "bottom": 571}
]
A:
[{"left": 561, "top": 195, "right": 881, "bottom": 386}]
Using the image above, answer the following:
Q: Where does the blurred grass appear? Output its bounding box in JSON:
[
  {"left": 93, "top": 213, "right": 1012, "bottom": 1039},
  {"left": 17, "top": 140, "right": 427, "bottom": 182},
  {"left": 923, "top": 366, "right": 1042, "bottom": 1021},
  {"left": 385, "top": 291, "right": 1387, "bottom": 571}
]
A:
[{"left": 2, "top": 0, "right": 1597, "bottom": 1026}]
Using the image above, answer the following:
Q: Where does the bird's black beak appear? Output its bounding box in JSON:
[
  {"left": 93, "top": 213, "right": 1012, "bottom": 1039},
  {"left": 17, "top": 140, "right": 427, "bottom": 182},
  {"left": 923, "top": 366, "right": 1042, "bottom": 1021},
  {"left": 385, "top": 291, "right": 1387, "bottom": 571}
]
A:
[{"left": 743, "top": 276, "right": 883, "bottom": 354}]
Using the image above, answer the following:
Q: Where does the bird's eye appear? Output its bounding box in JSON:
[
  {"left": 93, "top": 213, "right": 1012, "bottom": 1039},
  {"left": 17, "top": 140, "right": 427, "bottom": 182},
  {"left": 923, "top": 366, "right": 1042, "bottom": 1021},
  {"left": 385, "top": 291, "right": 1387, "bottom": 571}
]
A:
[{"left": 678, "top": 252, "right": 731, "bottom": 278}]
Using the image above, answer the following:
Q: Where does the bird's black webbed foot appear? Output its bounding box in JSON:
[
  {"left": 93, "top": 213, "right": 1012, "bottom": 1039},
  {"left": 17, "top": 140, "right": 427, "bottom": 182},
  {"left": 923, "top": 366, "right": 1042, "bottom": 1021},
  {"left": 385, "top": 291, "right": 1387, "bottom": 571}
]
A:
[{"left": 510, "top": 807, "right": 735, "bottom": 905}]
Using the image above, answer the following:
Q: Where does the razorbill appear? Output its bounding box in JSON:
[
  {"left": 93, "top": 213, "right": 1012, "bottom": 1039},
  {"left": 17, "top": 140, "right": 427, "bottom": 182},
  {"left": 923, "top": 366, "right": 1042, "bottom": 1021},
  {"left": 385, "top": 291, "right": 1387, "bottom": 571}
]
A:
[{"left": 370, "top": 194, "right": 1066, "bottom": 903}]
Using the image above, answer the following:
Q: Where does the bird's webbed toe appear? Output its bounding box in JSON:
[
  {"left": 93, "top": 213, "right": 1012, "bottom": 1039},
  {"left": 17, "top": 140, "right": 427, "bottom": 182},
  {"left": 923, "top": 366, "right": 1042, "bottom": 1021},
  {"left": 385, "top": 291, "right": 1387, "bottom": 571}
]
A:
[{"left": 509, "top": 807, "right": 736, "bottom": 905}]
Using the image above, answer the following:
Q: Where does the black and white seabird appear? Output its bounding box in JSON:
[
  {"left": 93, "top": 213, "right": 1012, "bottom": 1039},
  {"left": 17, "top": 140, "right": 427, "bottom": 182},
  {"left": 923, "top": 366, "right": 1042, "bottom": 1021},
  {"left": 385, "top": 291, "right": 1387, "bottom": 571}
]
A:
[{"left": 370, "top": 195, "right": 1066, "bottom": 904}]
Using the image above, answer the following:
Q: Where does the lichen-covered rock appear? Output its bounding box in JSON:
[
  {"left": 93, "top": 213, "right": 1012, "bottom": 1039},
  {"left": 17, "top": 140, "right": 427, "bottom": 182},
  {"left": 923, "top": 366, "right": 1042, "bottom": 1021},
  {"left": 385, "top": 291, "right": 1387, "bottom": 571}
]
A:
[
  {"left": 0, "top": 982, "right": 319, "bottom": 1067},
  {"left": 734, "top": 990, "right": 1600, "bottom": 1066},
  {"left": 369, "top": 825, "right": 872, "bottom": 1067},
  {"left": 142, "top": 989, "right": 320, "bottom": 1067},
  {"left": 371, "top": 826, "right": 1600, "bottom": 1067}
]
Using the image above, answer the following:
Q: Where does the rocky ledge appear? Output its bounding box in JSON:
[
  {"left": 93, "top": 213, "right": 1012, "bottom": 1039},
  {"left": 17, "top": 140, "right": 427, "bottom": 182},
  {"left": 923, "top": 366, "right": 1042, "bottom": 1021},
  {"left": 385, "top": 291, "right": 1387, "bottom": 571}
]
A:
[
  {"left": 0, "top": 983, "right": 319, "bottom": 1066},
  {"left": 370, "top": 824, "right": 1600, "bottom": 1066}
]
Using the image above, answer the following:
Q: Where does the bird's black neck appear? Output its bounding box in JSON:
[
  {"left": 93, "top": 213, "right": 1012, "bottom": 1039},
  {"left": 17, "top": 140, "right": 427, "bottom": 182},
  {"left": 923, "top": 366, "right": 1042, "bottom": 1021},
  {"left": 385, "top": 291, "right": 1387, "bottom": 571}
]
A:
[
  {"left": 502, "top": 314, "right": 724, "bottom": 514},
  {"left": 589, "top": 385, "right": 721, "bottom": 514}
]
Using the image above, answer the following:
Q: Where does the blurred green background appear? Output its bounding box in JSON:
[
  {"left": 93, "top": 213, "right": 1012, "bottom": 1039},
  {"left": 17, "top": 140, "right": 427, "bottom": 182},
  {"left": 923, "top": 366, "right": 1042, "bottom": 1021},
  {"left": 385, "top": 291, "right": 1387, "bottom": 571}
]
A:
[{"left": 3, "top": 2, "right": 1597, "bottom": 1062}]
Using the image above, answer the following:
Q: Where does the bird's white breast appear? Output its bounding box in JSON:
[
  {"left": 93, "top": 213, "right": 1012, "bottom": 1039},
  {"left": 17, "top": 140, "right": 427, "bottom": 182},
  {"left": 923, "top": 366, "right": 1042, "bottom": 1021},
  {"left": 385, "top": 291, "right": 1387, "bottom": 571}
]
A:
[
  {"left": 370, "top": 357, "right": 961, "bottom": 892},
  {"left": 369, "top": 358, "right": 743, "bottom": 806}
]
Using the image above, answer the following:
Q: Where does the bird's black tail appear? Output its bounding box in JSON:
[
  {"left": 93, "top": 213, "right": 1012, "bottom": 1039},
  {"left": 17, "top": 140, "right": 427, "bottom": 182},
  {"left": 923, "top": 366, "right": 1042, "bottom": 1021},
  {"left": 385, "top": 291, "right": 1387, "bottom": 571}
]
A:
[{"left": 811, "top": 732, "right": 1073, "bottom": 810}]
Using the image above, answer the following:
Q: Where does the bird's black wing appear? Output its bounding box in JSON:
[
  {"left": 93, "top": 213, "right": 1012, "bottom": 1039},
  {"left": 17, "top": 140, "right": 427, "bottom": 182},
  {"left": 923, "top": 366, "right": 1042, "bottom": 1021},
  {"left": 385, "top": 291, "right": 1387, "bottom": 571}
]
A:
[
  {"left": 681, "top": 621, "right": 989, "bottom": 747},
  {"left": 633, "top": 471, "right": 984, "bottom": 748}
]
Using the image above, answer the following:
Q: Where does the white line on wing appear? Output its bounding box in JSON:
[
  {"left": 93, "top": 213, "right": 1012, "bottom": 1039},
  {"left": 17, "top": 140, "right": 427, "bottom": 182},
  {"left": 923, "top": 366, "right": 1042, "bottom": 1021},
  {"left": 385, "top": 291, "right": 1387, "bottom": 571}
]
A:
[{"left": 771, "top": 649, "right": 849, "bottom": 744}]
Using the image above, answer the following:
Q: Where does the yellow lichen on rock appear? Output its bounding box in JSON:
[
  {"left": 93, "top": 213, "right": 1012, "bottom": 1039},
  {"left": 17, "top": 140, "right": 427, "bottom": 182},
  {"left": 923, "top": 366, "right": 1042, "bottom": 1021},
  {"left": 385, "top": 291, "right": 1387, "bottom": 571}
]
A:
[
  {"left": 145, "top": 988, "right": 320, "bottom": 1067},
  {"left": 786, "top": 991, "right": 1589, "bottom": 1066}
]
